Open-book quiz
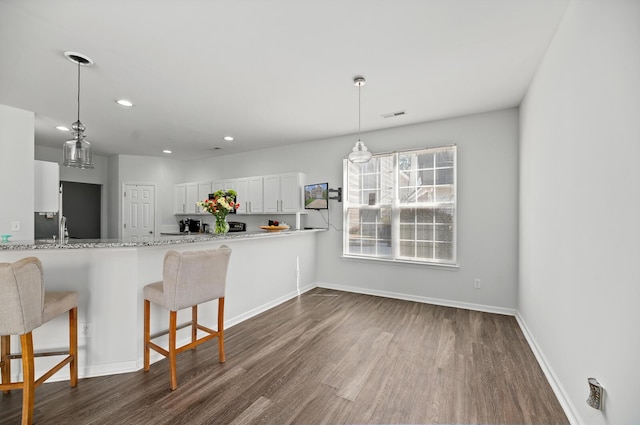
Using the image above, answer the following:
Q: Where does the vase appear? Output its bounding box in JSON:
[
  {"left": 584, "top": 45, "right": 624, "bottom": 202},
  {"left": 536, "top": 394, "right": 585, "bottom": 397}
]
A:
[{"left": 214, "top": 215, "right": 230, "bottom": 234}]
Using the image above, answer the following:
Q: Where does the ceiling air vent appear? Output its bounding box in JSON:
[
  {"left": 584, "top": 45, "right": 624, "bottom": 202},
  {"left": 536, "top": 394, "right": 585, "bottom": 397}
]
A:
[
  {"left": 381, "top": 110, "right": 406, "bottom": 119},
  {"left": 208, "top": 147, "right": 222, "bottom": 151}
]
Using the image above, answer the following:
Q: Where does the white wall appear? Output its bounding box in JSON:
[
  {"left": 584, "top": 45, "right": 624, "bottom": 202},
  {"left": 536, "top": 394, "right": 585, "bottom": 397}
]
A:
[
  {"left": 186, "top": 108, "right": 520, "bottom": 312},
  {"left": 35, "top": 145, "right": 110, "bottom": 238},
  {"left": 519, "top": 1, "right": 640, "bottom": 424},
  {"left": 0, "top": 104, "right": 35, "bottom": 240}
]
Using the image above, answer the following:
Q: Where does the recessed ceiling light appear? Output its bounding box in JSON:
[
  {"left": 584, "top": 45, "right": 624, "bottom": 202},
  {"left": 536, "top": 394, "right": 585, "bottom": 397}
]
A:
[
  {"left": 163, "top": 149, "right": 172, "bottom": 154},
  {"left": 223, "top": 136, "right": 234, "bottom": 142},
  {"left": 116, "top": 99, "right": 134, "bottom": 107},
  {"left": 56, "top": 125, "right": 70, "bottom": 131}
]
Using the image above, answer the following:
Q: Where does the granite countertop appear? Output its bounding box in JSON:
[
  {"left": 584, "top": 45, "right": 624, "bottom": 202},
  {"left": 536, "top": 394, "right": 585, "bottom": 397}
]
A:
[{"left": 0, "top": 229, "right": 325, "bottom": 250}]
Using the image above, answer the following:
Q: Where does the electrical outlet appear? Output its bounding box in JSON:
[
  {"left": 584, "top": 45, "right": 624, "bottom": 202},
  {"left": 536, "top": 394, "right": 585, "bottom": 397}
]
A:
[
  {"left": 473, "top": 278, "right": 482, "bottom": 289},
  {"left": 11, "top": 221, "right": 20, "bottom": 231},
  {"left": 79, "top": 322, "right": 91, "bottom": 338}
]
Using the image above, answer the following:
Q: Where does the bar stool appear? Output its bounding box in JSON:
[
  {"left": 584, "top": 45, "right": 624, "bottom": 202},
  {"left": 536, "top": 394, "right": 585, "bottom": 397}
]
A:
[
  {"left": 143, "top": 246, "right": 231, "bottom": 390},
  {"left": 0, "top": 257, "right": 78, "bottom": 425}
]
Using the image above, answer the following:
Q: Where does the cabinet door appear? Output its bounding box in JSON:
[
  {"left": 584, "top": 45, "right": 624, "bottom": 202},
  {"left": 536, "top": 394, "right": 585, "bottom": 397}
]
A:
[
  {"left": 173, "top": 184, "right": 186, "bottom": 214},
  {"left": 280, "top": 173, "right": 302, "bottom": 213},
  {"left": 224, "top": 179, "right": 238, "bottom": 193},
  {"left": 34, "top": 160, "right": 60, "bottom": 212},
  {"left": 231, "top": 178, "right": 248, "bottom": 214},
  {"left": 211, "top": 180, "right": 225, "bottom": 193},
  {"left": 263, "top": 175, "right": 280, "bottom": 213},
  {"left": 185, "top": 182, "right": 198, "bottom": 214},
  {"left": 247, "top": 176, "right": 264, "bottom": 214},
  {"left": 197, "top": 181, "right": 211, "bottom": 213}
]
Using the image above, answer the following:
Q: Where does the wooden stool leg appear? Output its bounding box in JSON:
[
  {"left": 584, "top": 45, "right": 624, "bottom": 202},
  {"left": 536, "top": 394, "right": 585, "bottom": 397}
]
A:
[
  {"left": 169, "top": 311, "right": 178, "bottom": 390},
  {"left": 191, "top": 305, "right": 198, "bottom": 348},
  {"left": 69, "top": 307, "right": 78, "bottom": 387},
  {"left": 1, "top": 335, "right": 10, "bottom": 394},
  {"left": 218, "top": 297, "right": 225, "bottom": 363},
  {"left": 143, "top": 300, "right": 150, "bottom": 371},
  {"left": 20, "top": 333, "right": 35, "bottom": 425}
]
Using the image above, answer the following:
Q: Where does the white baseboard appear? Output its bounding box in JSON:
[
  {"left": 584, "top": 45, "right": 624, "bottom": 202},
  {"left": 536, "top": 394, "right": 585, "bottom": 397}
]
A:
[
  {"left": 225, "top": 283, "right": 316, "bottom": 329},
  {"left": 515, "top": 312, "right": 581, "bottom": 425},
  {"left": 316, "top": 281, "right": 516, "bottom": 316}
]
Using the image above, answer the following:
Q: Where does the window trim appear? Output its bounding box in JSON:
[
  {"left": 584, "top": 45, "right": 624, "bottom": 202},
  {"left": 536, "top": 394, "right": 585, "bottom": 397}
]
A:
[{"left": 342, "top": 145, "right": 458, "bottom": 267}]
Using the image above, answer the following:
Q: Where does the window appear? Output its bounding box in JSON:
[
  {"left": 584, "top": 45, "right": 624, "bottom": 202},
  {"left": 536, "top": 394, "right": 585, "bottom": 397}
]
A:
[{"left": 343, "top": 145, "right": 457, "bottom": 265}]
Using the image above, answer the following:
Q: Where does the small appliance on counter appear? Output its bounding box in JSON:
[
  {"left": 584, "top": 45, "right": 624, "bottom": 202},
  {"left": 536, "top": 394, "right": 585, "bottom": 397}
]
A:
[
  {"left": 227, "top": 221, "right": 246, "bottom": 232},
  {"left": 186, "top": 218, "right": 201, "bottom": 233}
]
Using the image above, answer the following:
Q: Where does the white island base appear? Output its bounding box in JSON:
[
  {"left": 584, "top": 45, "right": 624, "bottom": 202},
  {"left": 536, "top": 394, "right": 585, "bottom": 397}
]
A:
[{"left": 0, "top": 231, "right": 319, "bottom": 382}]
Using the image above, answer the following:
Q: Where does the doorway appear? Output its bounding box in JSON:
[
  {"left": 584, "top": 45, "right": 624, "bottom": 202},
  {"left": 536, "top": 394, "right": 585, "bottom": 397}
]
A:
[
  {"left": 122, "top": 184, "right": 156, "bottom": 242},
  {"left": 61, "top": 181, "right": 102, "bottom": 239}
]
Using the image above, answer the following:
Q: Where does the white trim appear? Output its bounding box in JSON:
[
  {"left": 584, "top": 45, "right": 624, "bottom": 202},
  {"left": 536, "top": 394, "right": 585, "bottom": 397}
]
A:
[
  {"left": 515, "top": 312, "right": 581, "bottom": 425},
  {"left": 341, "top": 254, "right": 460, "bottom": 270},
  {"left": 225, "top": 283, "right": 316, "bottom": 329},
  {"left": 317, "top": 281, "right": 516, "bottom": 316}
]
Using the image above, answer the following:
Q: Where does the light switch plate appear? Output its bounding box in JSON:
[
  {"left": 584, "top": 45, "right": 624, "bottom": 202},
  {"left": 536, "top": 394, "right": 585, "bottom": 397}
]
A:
[{"left": 11, "top": 221, "right": 20, "bottom": 231}]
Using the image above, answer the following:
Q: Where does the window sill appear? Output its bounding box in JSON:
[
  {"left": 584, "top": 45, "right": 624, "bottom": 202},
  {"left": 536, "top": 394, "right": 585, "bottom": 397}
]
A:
[{"left": 341, "top": 254, "right": 459, "bottom": 270}]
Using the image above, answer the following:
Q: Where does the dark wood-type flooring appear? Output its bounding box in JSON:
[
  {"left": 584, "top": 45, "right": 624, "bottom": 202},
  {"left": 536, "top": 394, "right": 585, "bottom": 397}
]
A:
[{"left": 1, "top": 288, "right": 569, "bottom": 424}]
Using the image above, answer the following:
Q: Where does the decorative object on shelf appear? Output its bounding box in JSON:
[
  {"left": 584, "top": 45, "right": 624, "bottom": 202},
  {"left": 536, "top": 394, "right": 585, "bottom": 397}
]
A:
[
  {"left": 348, "top": 76, "right": 372, "bottom": 163},
  {"left": 62, "top": 51, "right": 95, "bottom": 169},
  {"left": 259, "top": 225, "right": 290, "bottom": 232},
  {"left": 0, "top": 234, "right": 11, "bottom": 242},
  {"left": 197, "top": 190, "right": 239, "bottom": 234},
  {"left": 586, "top": 377, "right": 604, "bottom": 410}
]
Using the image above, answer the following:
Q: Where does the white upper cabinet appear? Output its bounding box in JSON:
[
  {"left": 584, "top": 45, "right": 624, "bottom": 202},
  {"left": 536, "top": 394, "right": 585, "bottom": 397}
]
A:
[
  {"left": 174, "top": 173, "right": 302, "bottom": 215},
  {"left": 263, "top": 175, "right": 280, "bottom": 213},
  {"left": 211, "top": 180, "right": 224, "bottom": 193},
  {"left": 280, "top": 173, "right": 303, "bottom": 213},
  {"left": 263, "top": 173, "right": 303, "bottom": 213},
  {"left": 173, "top": 184, "right": 186, "bottom": 214},
  {"left": 34, "top": 160, "right": 59, "bottom": 212},
  {"left": 212, "top": 179, "right": 245, "bottom": 213},
  {"left": 197, "top": 181, "right": 212, "bottom": 213},
  {"left": 185, "top": 182, "right": 198, "bottom": 214},
  {"left": 246, "top": 176, "right": 264, "bottom": 214}
]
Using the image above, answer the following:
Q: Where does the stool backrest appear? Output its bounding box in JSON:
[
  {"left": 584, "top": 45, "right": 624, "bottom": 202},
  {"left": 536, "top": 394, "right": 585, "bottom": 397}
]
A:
[
  {"left": 0, "top": 257, "right": 45, "bottom": 335},
  {"left": 162, "top": 245, "right": 232, "bottom": 311}
]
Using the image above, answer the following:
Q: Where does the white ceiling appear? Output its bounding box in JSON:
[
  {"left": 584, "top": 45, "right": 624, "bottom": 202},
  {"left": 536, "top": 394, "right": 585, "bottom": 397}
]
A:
[{"left": 0, "top": 0, "right": 568, "bottom": 161}]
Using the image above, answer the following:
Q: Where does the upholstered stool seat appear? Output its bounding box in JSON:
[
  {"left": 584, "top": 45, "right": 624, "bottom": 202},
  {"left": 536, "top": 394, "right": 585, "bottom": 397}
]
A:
[
  {"left": 43, "top": 292, "right": 79, "bottom": 323},
  {"left": 143, "top": 246, "right": 232, "bottom": 390},
  {"left": 0, "top": 257, "right": 78, "bottom": 425}
]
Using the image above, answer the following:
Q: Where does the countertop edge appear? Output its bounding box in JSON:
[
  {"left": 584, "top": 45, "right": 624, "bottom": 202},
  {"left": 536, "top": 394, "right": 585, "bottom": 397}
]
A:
[{"left": 0, "top": 229, "right": 327, "bottom": 251}]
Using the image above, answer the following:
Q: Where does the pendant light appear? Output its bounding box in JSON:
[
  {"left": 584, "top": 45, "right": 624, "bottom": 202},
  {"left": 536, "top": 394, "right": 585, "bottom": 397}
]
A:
[
  {"left": 348, "top": 76, "right": 372, "bottom": 163},
  {"left": 62, "top": 51, "right": 94, "bottom": 169}
]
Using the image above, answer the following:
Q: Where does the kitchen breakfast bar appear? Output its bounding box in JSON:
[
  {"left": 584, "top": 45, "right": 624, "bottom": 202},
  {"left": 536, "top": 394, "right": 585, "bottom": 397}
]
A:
[{"left": 0, "top": 229, "right": 321, "bottom": 382}]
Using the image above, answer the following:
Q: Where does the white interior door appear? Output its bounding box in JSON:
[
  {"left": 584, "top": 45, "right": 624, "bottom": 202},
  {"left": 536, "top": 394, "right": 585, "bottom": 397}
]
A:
[{"left": 123, "top": 184, "right": 155, "bottom": 241}]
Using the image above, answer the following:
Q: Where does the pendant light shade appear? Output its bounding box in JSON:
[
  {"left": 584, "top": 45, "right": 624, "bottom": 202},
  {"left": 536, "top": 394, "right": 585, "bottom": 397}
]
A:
[
  {"left": 62, "top": 52, "right": 94, "bottom": 169},
  {"left": 348, "top": 76, "right": 372, "bottom": 163},
  {"left": 63, "top": 121, "right": 93, "bottom": 169}
]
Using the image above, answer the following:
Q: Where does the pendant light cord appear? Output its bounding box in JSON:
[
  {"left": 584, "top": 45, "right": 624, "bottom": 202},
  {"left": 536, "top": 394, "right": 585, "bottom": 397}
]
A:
[
  {"left": 358, "top": 83, "right": 361, "bottom": 137},
  {"left": 76, "top": 61, "right": 81, "bottom": 123}
]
